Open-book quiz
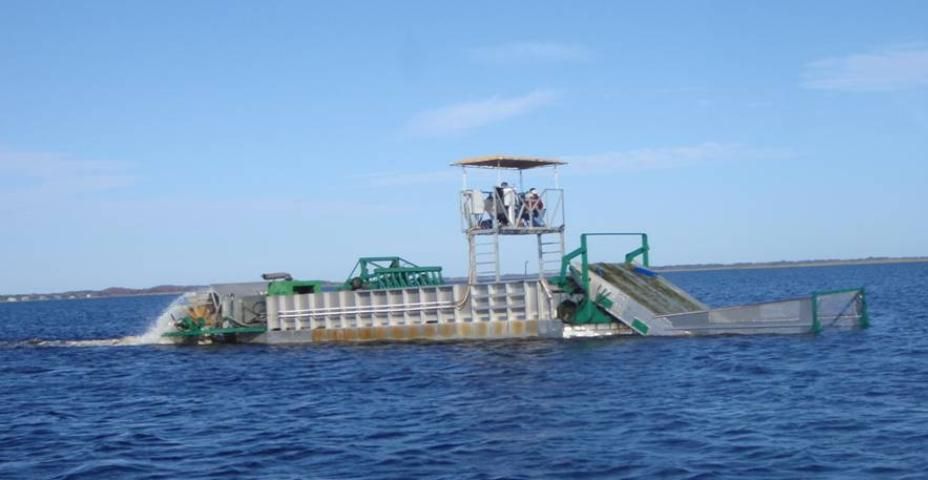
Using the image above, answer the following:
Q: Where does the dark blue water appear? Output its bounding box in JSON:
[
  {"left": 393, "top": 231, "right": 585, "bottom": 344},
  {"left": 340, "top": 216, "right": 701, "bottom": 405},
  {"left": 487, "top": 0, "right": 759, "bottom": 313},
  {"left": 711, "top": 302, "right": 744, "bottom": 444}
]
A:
[{"left": 1, "top": 263, "right": 927, "bottom": 479}]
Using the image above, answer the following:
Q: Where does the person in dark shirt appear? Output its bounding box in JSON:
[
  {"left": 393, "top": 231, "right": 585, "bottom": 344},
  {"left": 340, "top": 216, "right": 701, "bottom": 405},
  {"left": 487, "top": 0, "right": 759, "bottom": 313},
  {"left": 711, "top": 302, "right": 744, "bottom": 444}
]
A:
[{"left": 524, "top": 188, "right": 545, "bottom": 227}]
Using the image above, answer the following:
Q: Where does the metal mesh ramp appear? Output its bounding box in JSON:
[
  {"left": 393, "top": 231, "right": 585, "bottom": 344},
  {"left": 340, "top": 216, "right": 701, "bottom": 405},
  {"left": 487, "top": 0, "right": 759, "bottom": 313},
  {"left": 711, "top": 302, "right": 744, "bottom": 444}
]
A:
[
  {"left": 589, "top": 263, "right": 705, "bottom": 315},
  {"left": 579, "top": 263, "right": 868, "bottom": 336},
  {"left": 559, "top": 233, "right": 870, "bottom": 337},
  {"left": 655, "top": 289, "right": 868, "bottom": 335},
  {"left": 578, "top": 263, "right": 700, "bottom": 335}
]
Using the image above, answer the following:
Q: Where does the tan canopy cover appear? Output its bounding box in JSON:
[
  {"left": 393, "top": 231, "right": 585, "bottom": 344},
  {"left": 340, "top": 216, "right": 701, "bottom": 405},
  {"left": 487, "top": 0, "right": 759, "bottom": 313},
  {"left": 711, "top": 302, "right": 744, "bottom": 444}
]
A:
[{"left": 451, "top": 155, "right": 566, "bottom": 170}]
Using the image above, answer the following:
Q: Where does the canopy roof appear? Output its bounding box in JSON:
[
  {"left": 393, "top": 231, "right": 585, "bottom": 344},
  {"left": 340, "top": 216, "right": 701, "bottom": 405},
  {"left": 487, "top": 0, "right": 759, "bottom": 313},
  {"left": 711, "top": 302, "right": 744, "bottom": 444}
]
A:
[{"left": 451, "top": 155, "right": 566, "bottom": 170}]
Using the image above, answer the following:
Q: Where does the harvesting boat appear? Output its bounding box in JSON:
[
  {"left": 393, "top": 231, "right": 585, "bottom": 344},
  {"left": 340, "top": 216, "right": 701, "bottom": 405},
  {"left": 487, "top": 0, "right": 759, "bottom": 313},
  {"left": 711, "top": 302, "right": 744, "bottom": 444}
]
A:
[{"left": 163, "top": 156, "right": 869, "bottom": 344}]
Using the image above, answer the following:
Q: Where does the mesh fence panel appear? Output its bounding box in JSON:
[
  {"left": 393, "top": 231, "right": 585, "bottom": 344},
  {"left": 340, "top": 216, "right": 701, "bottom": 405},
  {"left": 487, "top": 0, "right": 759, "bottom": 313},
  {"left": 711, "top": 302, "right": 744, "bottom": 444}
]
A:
[
  {"left": 657, "top": 289, "right": 865, "bottom": 336},
  {"left": 660, "top": 298, "right": 811, "bottom": 335},
  {"left": 814, "top": 290, "right": 866, "bottom": 329}
]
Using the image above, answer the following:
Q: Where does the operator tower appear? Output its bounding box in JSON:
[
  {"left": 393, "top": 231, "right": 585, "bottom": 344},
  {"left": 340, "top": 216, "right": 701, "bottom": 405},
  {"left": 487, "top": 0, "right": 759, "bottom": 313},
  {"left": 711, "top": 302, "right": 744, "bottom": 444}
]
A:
[{"left": 454, "top": 156, "right": 567, "bottom": 285}]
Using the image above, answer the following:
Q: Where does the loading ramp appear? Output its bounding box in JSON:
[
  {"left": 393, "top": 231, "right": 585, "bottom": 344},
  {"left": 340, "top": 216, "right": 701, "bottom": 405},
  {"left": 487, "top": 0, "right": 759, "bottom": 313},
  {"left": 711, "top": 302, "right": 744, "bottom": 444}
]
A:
[{"left": 560, "top": 233, "right": 869, "bottom": 336}]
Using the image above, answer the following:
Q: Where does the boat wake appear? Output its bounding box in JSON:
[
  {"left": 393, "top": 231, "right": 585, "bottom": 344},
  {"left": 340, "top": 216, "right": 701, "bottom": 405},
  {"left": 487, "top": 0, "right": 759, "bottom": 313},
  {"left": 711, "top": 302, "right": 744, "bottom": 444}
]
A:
[{"left": 12, "top": 295, "right": 192, "bottom": 348}]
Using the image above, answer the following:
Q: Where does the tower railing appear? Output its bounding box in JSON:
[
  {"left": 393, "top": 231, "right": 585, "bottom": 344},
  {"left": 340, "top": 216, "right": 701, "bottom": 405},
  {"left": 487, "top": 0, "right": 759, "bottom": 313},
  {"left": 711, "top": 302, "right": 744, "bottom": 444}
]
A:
[{"left": 460, "top": 188, "right": 564, "bottom": 233}]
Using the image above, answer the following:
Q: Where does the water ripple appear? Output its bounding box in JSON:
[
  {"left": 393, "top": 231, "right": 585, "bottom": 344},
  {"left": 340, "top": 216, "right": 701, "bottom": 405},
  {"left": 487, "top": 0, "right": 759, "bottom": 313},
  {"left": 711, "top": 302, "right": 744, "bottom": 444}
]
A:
[{"left": 1, "top": 264, "right": 927, "bottom": 478}]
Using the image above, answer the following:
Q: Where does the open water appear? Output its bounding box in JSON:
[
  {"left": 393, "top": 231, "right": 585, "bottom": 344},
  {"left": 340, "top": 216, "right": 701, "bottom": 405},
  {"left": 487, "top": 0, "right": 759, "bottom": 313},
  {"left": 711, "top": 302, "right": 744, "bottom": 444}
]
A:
[{"left": 1, "top": 263, "right": 927, "bottom": 479}]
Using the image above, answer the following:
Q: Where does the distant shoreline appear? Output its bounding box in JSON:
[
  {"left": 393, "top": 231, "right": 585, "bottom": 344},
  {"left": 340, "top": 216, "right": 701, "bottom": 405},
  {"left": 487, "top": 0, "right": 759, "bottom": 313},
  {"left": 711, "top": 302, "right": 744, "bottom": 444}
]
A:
[
  {"left": 4, "top": 257, "right": 926, "bottom": 303},
  {"left": 653, "top": 257, "right": 928, "bottom": 273},
  {"left": 1, "top": 289, "right": 199, "bottom": 304}
]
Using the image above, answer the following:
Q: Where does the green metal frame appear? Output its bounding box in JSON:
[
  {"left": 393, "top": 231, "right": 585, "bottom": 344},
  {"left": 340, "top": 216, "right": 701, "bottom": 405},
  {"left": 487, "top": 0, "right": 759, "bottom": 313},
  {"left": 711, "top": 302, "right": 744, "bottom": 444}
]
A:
[
  {"left": 558, "top": 233, "right": 650, "bottom": 289},
  {"left": 557, "top": 232, "right": 650, "bottom": 327},
  {"left": 343, "top": 256, "right": 444, "bottom": 290},
  {"left": 162, "top": 315, "right": 266, "bottom": 338},
  {"left": 267, "top": 280, "right": 324, "bottom": 297},
  {"left": 624, "top": 235, "right": 650, "bottom": 267},
  {"left": 162, "top": 325, "right": 267, "bottom": 338},
  {"left": 810, "top": 287, "right": 869, "bottom": 333}
]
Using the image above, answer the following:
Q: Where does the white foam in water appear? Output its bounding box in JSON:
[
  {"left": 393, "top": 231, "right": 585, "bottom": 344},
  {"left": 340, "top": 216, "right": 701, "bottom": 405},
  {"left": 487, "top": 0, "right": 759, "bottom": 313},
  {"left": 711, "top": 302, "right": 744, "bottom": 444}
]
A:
[
  {"left": 31, "top": 294, "right": 193, "bottom": 348},
  {"left": 131, "top": 294, "right": 192, "bottom": 345}
]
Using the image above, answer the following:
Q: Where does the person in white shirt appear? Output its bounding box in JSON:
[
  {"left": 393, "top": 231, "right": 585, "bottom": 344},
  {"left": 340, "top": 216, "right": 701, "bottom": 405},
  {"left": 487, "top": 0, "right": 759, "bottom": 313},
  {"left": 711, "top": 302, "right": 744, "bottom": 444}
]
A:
[{"left": 500, "top": 182, "right": 517, "bottom": 226}]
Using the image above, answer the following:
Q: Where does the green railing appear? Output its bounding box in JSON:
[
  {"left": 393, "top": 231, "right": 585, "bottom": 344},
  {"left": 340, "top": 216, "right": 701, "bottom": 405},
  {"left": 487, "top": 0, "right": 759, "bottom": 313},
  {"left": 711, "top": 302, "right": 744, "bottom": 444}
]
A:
[
  {"left": 344, "top": 256, "right": 444, "bottom": 290},
  {"left": 558, "top": 232, "right": 650, "bottom": 290}
]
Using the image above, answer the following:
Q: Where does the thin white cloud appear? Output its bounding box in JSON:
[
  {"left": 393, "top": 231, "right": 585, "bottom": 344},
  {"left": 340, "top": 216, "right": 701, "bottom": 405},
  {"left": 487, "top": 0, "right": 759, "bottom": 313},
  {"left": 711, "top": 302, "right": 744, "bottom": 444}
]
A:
[
  {"left": 0, "top": 150, "right": 135, "bottom": 196},
  {"left": 467, "top": 42, "right": 593, "bottom": 64},
  {"left": 357, "top": 170, "right": 457, "bottom": 187},
  {"left": 566, "top": 143, "right": 792, "bottom": 174},
  {"left": 91, "top": 195, "right": 416, "bottom": 218},
  {"left": 406, "top": 89, "right": 558, "bottom": 137},
  {"left": 802, "top": 45, "right": 928, "bottom": 92}
]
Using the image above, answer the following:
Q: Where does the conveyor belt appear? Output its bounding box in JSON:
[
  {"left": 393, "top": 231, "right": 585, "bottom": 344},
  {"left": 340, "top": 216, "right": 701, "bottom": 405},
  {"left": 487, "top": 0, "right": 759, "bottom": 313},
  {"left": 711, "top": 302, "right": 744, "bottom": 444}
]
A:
[
  {"left": 589, "top": 263, "right": 705, "bottom": 315},
  {"left": 576, "top": 263, "right": 866, "bottom": 336}
]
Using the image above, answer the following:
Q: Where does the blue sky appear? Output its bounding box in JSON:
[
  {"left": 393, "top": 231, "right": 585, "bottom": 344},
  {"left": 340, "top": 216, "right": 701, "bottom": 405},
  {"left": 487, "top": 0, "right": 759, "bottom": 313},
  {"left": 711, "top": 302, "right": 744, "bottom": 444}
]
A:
[{"left": 1, "top": 1, "right": 927, "bottom": 293}]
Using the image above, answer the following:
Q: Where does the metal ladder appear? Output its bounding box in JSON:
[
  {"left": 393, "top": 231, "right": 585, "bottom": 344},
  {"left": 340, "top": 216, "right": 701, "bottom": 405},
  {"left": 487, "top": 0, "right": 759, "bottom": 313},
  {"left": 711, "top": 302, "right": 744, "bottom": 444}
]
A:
[
  {"left": 537, "top": 232, "right": 565, "bottom": 279},
  {"left": 474, "top": 234, "right": 500, "bottom": 281}
]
